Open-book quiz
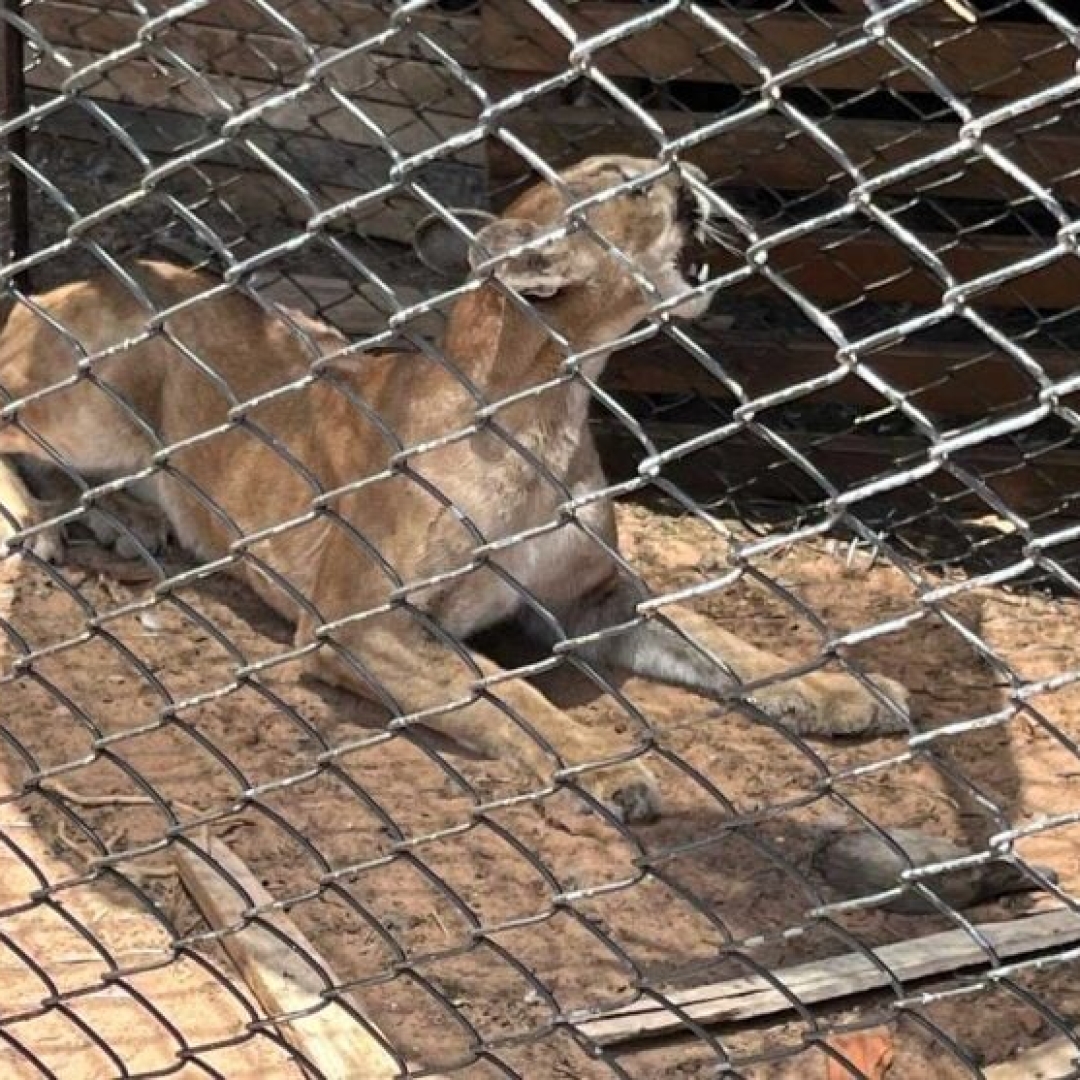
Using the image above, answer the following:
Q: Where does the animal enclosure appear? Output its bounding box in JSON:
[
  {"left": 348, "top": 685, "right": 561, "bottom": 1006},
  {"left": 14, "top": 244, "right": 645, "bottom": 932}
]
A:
[{"left": 3, "top": 1, "right": 1080, "bottom": 1078}]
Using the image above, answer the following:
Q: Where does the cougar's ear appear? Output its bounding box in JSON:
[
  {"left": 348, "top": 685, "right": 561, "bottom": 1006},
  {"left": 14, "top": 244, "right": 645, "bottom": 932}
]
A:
[
  {"left": 470, "top": 218, "right": 597, "bottom": 298},
  {"left": 413, "top": 208, "right": 497, "bottom": 277}
]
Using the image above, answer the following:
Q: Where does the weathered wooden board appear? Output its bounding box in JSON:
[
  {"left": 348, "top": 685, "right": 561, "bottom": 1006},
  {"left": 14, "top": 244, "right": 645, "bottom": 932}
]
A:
[
  {"left": 561, "top": 228, "right": 1077, "bottom": 312},
  {"left": 36, "top": 60, "right": 1071, "bottom": 312},
  {"left": 25, "top": 91, "right": 485, "bottom": 246},
  {"left": 606, "top": 330, "right": 1079, "bottom": 422},
  {"left": 27, "top": 0, "right": 481, "bottom": 118},
  {"left": 175, "top": 833, "right": 448, "bottom": 1080},
  {"left": 26, "top": 47, "right": 482, "bottom": 161},
  {"left": 596, "top": 418, "right": 1080, "bottom": 518},
  {"left": 831, "top": 0, "right": 979, "bottom": 18},
  {"left": 79, "top": 0, "right": 479, "bottom": 61},
  {"left": 985, "top": 1034, "right": 1080, "bottom": 1079},
  {"left": 720, "top": 229, "right": 1080, "bottom": 310},
  {"left": 488, "top": 107, "right": 1080, "bottom": 204},
  {"left": 482, "top": 4, "right": 1073, "bottom": 100},
  {"left": 574, "top": 907, "right": 1080, "bottom": 1045},
  {"left": 257, "top": 272, "right": 438, "bottom": 339}
]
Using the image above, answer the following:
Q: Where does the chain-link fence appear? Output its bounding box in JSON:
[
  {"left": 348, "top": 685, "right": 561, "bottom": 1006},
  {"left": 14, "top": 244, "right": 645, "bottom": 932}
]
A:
[{"left": 2, "top": 1, "right": 1080, "bottom": 1077}]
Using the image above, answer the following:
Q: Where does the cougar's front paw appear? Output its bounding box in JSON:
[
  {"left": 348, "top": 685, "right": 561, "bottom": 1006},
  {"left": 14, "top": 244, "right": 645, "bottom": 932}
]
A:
[
  {"left": 27, "top": 523, "right": 67, "bottom": 564},
  {"left": 751, "top": 672, "right": 910, "bottom": 737},
  {"left": 590, "top": 761, "right": 662, "bottom": 824},
  {"left": 1, "top": 520, "right": 66, "bottom": 563}
]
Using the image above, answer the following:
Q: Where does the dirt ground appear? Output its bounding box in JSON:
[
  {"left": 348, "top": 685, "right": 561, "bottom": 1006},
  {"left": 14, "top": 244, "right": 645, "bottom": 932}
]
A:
[{"left": 2, "top": 500, "right": 1080, "bottom": 1078}]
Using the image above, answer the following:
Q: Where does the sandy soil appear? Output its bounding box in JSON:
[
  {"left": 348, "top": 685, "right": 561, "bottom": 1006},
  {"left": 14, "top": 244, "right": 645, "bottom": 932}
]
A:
[{"left": 2, "top": 501, "right": 1079, "bottom": 1078}]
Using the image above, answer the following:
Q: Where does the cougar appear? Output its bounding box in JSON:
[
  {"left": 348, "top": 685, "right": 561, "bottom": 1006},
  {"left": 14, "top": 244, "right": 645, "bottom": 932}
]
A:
[{"left": 0, "top": 155, "right": 909, "bottom": 822}]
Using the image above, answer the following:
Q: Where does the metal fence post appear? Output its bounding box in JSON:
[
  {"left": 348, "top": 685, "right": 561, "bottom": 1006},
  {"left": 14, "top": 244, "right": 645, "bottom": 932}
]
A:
[{"left": 0, "top": 0, "right": 28, "bottom": 290}]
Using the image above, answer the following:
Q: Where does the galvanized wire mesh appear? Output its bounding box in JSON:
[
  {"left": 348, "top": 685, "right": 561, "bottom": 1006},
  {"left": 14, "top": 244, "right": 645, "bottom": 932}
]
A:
[{"left": 2, "top": 1, "right": 1080, "bottom": 1077}]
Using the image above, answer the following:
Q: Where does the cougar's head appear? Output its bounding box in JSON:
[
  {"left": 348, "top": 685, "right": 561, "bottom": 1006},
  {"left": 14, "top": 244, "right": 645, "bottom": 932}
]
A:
[{"left": 417, "top": 155, "right": 717, "bottom": 341}]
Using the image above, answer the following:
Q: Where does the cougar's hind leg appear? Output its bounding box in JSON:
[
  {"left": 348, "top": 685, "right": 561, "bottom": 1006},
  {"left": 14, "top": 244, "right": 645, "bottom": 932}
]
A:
[
  {"left": 298, "top": 527, "right": 663, "bottom": 824},
  {"left": 302, "top": 608, "right": 662, "bottom": 824}
]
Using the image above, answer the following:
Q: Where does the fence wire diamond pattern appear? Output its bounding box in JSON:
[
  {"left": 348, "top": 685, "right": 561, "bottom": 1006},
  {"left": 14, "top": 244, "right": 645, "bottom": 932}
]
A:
[{"left": 2, "top": 1, "right": 1080, "bottom": 1078}]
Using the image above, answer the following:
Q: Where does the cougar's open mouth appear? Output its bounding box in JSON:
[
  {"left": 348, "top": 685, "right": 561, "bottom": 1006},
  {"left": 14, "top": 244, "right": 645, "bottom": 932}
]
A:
[
  {"left": 676, "top": 184, "right": 713, "bottom": 288},
  {"left": 679, "top": 246, "right": 712, "bottom": 288}
]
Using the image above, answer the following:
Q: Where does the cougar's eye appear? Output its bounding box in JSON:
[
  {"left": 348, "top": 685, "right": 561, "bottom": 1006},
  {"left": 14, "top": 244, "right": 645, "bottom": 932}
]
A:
[{"left": 614, "top": 166, "right": 648, "bottom": 199}]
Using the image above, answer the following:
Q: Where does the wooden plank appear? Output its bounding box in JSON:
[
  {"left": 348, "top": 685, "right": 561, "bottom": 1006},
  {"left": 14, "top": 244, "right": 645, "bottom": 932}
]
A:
[
  {"left": 25, "top": 47, "right": 482, "bottom": 161},
  {"left": 488, "top": 107, "right": 1080, "bottom": 203},
  {"left": 82, "top": 0, "right": 479, "bottom": 60},
  {"left": 573, "top": 907, "right": 1080, "bottom": 1046},
  {"left": 26, "top": 90, "right": 485, "bottom": 200},
  {"left": 833, "top": 0, "right": 978, "bottom": 16},
  {"left": 27, "top": 1, "right": 481, "bottom": 118},
  {"left": 26, "top": 92, "right": 486, "bottom": 246},
  {"left": 606, "top": 331, "right": 1078, "bottom": 421},
  {"left": 483, "top": 112, "right": 1080, "bottom": 309},
  {"left": 470, "top": 226, "right": 1080, "bottom": 312},
  {"left": 476, "top": 171, "right": 1080, "bottom": 307},
  {"left": 596, "top": 420, "right": 1080, "bottom": 518},
  {"left": 175, "top": 832, "right": 443, "bottom": 1080},
  {"left": 35, "top": 40, "right": 1076, "bottom": 311},
  {"left": 0, "top": 613, "right": 307, "bottom": 1080},
  {"left": 725, "top": 229, "right": 1080, "bottom": 310},
  {"left": 482, "top": 3, "right": 1072, "bottom": 99},
  {"left": 985, "top": 1034, "right": 1080, "bottom": 1079}
]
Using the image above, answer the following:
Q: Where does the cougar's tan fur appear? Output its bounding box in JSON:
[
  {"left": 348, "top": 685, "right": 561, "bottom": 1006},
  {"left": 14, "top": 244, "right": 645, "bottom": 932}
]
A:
[{"left": 0, "top": 156, "right": 909, "bottom": 822}]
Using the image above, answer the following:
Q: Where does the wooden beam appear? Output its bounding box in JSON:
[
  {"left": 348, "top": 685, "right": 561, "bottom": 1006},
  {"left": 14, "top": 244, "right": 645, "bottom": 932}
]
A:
[
  {"left": 573, "top": 907, "right": 1080, "bottom": 1046},
  {"left": 74, "top": 0, "right": 479, "bottom": 60},
  {"left": 605, "top": 331, "right": 1077, "bottom": 422},
  {"left": 533, "top": 227, "right": 1080, "bottom": 311},
  {"left": 985, "top": 1034, "right": 1080, "bottom": 1079},
  {"left": 27, "top": 1, "right": 482, "bottom": 118},
  {"left": 25, "top": 92, "right": 485, "bottom": 246},
  {"left": 24, "top": 90, "right": 484, "bottom": 200},
  {"left": 25, "top": 47, "right": 482, "bottom": 161},
  {"left": 488, "top": 108, "right": 1080, "bottom": 204},
  {"left": 481, "top": 3, "right": 1071, "bottom": 99},
  {"left": 175, "top": 833, "right": 444, "bottom": 1080},
  {"left": 596, "top": 419, "right": 1080, "bottom": 518},
  {"left": 717, "top": 229, "right": 1080, "bottom": 310},
  {"left": 489, "top": 113, "right": 1080, "bottom": 310},
  {"left": 831, "top": 0, "right": 977, "bottom": 18}
]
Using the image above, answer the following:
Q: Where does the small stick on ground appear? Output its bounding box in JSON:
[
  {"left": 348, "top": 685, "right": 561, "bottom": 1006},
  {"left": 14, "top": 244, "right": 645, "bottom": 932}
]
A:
[
  {"left": 575, "top": 907, "right": 1080, "bottom": 1046},
  {"left": 40, "top": 782, "right": 199, "bottom": 817},
  {"left": 37, "top": 783, "right": 245, "bottom": 881}
]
